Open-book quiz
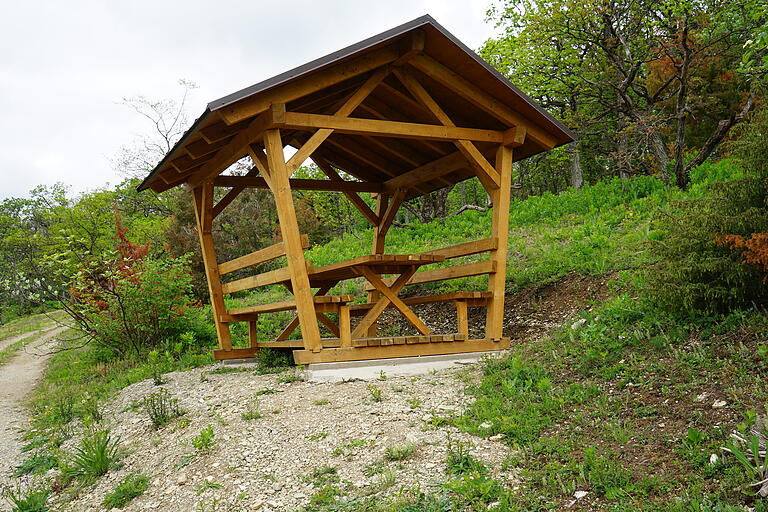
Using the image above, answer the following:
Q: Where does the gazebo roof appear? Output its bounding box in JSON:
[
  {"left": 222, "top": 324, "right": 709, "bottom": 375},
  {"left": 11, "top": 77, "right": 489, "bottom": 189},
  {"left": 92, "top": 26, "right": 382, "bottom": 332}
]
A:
[{"left": 138, "top": 15, "right": 575, "bottom": 197}]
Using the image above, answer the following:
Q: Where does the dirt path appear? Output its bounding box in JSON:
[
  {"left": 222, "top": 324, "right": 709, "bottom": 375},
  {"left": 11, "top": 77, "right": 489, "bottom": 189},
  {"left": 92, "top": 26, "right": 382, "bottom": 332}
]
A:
[{"left": 0, "top": 326, "right": 65, "bottom": 480}]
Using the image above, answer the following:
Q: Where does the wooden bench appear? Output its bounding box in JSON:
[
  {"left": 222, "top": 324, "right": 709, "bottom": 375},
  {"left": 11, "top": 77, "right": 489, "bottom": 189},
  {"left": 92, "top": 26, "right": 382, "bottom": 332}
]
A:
[
  {"left": 351, "top": 291, "right": 492, "bottom": 337},
  {"left": 221, "top": 294, "right": 355, "bottom": 349}
]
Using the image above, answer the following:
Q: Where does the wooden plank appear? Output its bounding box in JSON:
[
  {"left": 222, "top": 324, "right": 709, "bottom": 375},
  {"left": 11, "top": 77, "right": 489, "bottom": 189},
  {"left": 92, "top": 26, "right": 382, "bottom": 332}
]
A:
[
  {"left": 364, "top": 260, "right": 496, "bottom": 290},
  {"left": 212, "top": 175, "right": 381, "bottom": 192},
  {"left": 185, "top": 136, "right": 235, "bottom": 159},
  {"left": 192, "top": 183, "right": 233, "bottom": 352},
  {"left": 248, "top": 319, "right": 258, "bottom": 349},
  {"left": 276, "top": 112, "right": 506, "bottom": 143},
  {"left": 455, "top": 301, "right": 469, "bottom": 337},
  {"left": 422, "top": 238, "right": 498, "bottom": 260},
  {"left": 200, "top": 119, "right": 250, "bottom": 143},
  {"left": 503, "top": 125, "right": 527, "bottom": 147},
  {"left": 292, "top": 338, "right": 510, "bottom": 364},
  {"left": 393, "top": 68, "right": 500, "bottom": 190},
  {"left": 219, "top": 46, "right": 401, "bottom": 125},
  {"left": 187, "top": 104, "right": 285, "bottom": 188},
  {"left": 367, "top": 193, "right": 389, "bottom": 337},
  {"left": 350, "top": 291, "right": 492, "bottom": 311},
  {"left": 285, "top": 66, "right": 391, "bottom": 173},
  {"left": 382, "top": 151, "right": 466, "bottom": 194},
  {"left": 359, "top": 267, "right": 430, "bottom": 335},
  {"left": 218, "top": 235, "right": 309, "bottom": 275},
  {"left": 264, "top": 128, "right": 323, "bottom": 352},
  {"left": 339, "top": 305, "right": 352, "bottom": 348},
  {"left": 221, "top": 265, "right": 295, "bottom": 294},
  {"left": 486, "top": 145, "right": 514, "bottom": 340}
]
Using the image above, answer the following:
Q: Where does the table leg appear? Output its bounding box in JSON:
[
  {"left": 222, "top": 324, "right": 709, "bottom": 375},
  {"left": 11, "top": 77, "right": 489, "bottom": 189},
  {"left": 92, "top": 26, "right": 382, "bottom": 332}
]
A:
[
  {"left": 359, "top": 267, "right": 431, "bottom": 335},
  {"left": 352, "top": 267, "right": 419, "bottom": 338}
]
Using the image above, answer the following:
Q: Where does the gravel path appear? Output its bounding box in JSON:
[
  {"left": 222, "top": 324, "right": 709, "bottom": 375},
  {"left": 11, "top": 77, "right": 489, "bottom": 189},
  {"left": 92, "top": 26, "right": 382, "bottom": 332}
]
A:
[{"left": 0, "top": 326, "right": 65, "bottom": 482}]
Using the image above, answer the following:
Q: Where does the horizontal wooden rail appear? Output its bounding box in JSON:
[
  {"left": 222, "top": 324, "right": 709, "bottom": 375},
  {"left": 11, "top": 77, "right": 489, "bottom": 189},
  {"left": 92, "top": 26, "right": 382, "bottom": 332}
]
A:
[
  {"left": 364, "top": 260, "right": 496, "bottom": 291},
  {"left": 225, "top": 294, "right": 353, "bottom": 317},
  {"left": 421, "top": 237, "right": 498, "bottom": 260},
  {"left": 213, "top": 176, "right": 382, "bottom": 193},
  {"left": 274, "top": 112, "right": 506, "bottom": 143},
  {"left": 221, "top": 261, "right": 313, "bottom": 294},
  {"left": 218, "top": 235, "right": 309, "bottom": 275}
]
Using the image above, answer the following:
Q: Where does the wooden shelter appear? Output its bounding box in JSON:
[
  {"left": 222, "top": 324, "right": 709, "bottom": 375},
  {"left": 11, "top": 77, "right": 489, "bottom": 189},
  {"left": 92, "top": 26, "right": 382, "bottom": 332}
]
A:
[{"left": 138, "top": 16, "right": 574, "bottom": 364}]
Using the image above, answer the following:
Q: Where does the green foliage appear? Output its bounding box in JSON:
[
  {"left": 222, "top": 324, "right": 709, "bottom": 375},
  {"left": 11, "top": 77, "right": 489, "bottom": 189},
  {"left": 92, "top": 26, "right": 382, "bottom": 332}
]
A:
[
  {"left": 142, "top": 388, "right": 185, "bottom": 428},
  {"left": 366, "top": 385, "right": 383, "bottom": 403},
  {"left": 384, "top": 441, "right": 417, "bottom": 462},
  {"left": 12, "top": 451, "right": 57, "bottom": 478},
  {"left": 192, "top": 425, "right": 216, "bottom": 451},
  {"left": 647, "top": 160, "right": 768, "bottom": 313},
  {"left": 444, "top": 439, "right": 488, "bottom": 476},
  {"left": 455, "top": 355, "right": 563, "bottom": 443},
  {"left": 1, "top": 481, "right": 51, "bottom": 512},
  {"left": 303, "top": 465, "right": 340, "bottom": 488},
  {"left": 67, "top": 429, "right": 121, "bottom": 483},
  {"left": 103, "top": 473, "right": 149, "bottom": 508}
]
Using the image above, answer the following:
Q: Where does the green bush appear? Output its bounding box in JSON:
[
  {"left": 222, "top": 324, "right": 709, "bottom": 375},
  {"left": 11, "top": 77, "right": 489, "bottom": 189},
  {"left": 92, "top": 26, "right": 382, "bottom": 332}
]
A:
[
  {"left": 192, "top": 425, "right": 216, "bottom": 451},
  {"left": 103, "top": 473, "right": 149, "bottom": 508},
  {"left": 646, "top": 161, "right": 768, "bottom": 313}
]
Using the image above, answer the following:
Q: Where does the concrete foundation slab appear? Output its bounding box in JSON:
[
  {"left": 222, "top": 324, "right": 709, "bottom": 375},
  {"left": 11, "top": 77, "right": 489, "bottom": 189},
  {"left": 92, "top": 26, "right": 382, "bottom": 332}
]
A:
[{"left": 305, "top": 351, "right": 502, "bottom": 383}]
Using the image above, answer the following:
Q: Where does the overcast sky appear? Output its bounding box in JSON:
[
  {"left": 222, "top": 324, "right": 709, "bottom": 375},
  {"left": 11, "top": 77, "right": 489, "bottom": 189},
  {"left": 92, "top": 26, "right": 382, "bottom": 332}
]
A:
[{"left": 0, "top": 0, "right": 499, "bottom": 200}]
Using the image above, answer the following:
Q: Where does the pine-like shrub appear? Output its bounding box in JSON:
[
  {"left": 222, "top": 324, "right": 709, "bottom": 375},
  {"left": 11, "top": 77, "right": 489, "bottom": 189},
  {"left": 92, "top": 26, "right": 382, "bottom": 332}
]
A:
[{"left": 646, "top": 106, "right": 768, "bottom": 313}]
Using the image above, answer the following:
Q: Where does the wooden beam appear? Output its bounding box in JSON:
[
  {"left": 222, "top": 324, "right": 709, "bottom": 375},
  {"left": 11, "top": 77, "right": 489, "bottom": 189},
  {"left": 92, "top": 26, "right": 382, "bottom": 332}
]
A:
[
  {"left": 422, "top": 238, "right": 498, "bottom": 260},
  {"left": 191, "top": 183, "right": 233, "bottom": 352},
  {"left": 408, "top": 55, "right": 558, "bottom": 149},
  {"left": 379, "top": 188, "right": 405, "bottom": 237},
  {"left": 486, "top": 145, "right": 514, "bottom": 340},
  {"left": 221, "top": 265, "right": 297, "bottom": 294},
  {"left": 455, "top": 301, "right": 469, "bottom": 337},
  {"left": 313, "top": 159, "right": 379, "bottom": 225},
  {"left": 352, "top": 268, "right": 416, "bottom": 339},
  {"left": 292, "top": 338, "right": 510, "bottom": 364},
  {"left": 219, "top": 46, "right": 401, "bottom": 124},
  {"left": 503, "top": 125, "right": 527, "bottom": 147},
  {"left": 365, "top": 260, "right": 496, "bottom": 290},
  {"left": 285, "top": 66, "right": 391, "bottom": 173},
  {"left": 200, "top": 119, "right": 249, "bottom": 143},
  {"left": 213, "top": 175, "right": 382, "bottom": 192},
  {"left": 263, "top": 128, "right": 323, "bottom": 352},
  {"left": 187, "top": 105, "right": 285, "bottom": 188},
  {"left": 185, "top": 136, "right": 235, "bottom": 159},
  {"left": 218, "top": 235, "right": 310, "bottom": 275},
  {"left": 392, "top": 68, "right": 499, "bottom": 190},
  {"left": 382, "top": 151, "right": 465, "bottom": 194},
  {"left": 212, "top": 166, "right": 259, "bottom": 219},
  {"left": 275, "top": 112, "right": 506, "bottom": 143}
]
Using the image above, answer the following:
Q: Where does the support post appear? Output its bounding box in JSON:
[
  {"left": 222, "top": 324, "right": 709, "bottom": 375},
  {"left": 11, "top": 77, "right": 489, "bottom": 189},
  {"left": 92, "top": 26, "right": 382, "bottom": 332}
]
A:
[
  {"left": 366, "top": 193, "right": 389, "bottom": 337},
  {"left": 248, "top": 319, "right": 258, "bottom": 349},
  {"left": 191, "top": 182, "right": 233, "bottom": 352},
  {"left": 485, "top": 146, "right": 513, "bottom": 340},
  {"left": 263, "top": 128, "right": 323, "bottom": 352}
]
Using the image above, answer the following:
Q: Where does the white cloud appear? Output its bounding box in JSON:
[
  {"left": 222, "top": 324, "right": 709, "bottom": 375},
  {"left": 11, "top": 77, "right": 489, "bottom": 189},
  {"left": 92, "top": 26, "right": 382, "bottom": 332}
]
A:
[{"left": 0, "top": 0, "right": 500, "bottom": 199}]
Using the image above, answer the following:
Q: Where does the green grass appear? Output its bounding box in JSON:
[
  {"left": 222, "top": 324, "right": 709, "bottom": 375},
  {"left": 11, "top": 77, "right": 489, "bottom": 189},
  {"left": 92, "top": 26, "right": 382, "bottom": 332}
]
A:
[{"left": 103, "top": 473, "right": 149, "bottom": 508}]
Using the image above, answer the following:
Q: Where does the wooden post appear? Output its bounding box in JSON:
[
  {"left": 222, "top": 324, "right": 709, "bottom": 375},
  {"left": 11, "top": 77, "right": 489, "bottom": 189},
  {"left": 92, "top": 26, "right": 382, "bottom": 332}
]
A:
[
  {"left": 191, "top": 183, "right": 233, "bottom": 351},
  {"left": 366, "top": 193, "right": 389, "bottom": 336},
  {"left": 263, "top": 128, "right": 323, "bottom": 352},
  {"left": 248, "top": 319, "right": 258, "bottom": 349},
  {"left": 485, "top": 146, "right": 513, "bottom": 340},
  {"left": 455, "top": 301, "right": 469, "bottom": 338}
]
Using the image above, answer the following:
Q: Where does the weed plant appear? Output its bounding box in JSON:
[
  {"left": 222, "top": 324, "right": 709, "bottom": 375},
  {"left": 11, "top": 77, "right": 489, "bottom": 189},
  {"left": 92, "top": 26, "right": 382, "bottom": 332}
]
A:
[
  {"left": 67, "top": 430, "right": 121, "bottom": 483},
  {"left": 384, "top": 442, "right": 417, "bottom": 461},
  {"left": 192, "top": 425, "right": 216, "bottom": 451},
  {"left": 142, "top": 389, "right": 184, "bottom": 428},
  {"left": 1, "top": 480, "right": 51, "bottom": 512},
  {"left": 103, "top": 473, "right": 148, "bottom": 508}
]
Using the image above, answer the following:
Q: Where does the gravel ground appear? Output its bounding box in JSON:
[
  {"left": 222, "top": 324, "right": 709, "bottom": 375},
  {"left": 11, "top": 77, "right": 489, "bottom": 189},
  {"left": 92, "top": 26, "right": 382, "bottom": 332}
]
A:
[{"left": 53, "top": 361, "right": 516, "bottom": 512}]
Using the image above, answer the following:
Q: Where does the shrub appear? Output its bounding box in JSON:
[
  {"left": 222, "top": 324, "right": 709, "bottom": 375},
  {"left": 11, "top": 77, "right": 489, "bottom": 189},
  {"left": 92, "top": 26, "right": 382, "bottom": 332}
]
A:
[
  {"left": 103, "top": 473, "right": 149, "bottom": 508},
  {"left": 142, "top": 389, "right": 184, "bottom": 428},
  {"left": 65, "top": 215, "right": 201, "bottom": 357},
  {"left": 68, "top": 430, "right": 121, "bottom": 482},
  {"left": 192, "top": 425, "right": 216, "bottom": 451}
]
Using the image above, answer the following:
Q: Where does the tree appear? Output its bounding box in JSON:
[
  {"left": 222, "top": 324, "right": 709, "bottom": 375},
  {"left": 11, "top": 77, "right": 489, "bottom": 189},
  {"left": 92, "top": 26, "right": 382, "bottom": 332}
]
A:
[{"left": 482, "top": 0, "right": 767, "bottom": 188}]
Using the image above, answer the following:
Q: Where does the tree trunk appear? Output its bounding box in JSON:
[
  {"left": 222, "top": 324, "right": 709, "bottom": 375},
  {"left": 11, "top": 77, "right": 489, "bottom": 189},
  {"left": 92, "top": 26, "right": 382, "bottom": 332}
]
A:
[
  {"left": 649, "top": 129, "right": 670, "bottom": 184},
  {"left": 568, "top": 142, "right": 584, "bottom": 189}
]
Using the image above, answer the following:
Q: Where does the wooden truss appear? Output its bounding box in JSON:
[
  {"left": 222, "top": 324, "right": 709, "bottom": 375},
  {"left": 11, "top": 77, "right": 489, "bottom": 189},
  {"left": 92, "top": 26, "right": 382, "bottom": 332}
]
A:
[{"left": 140, "top": 22, "right": 572, "bottom": 364}]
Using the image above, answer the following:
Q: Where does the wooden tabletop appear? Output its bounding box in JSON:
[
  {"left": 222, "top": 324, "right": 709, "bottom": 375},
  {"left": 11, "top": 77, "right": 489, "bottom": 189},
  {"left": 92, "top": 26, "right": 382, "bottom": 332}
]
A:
[{"left": 307, "top": 253, "right": 445, "bottom": 285}]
